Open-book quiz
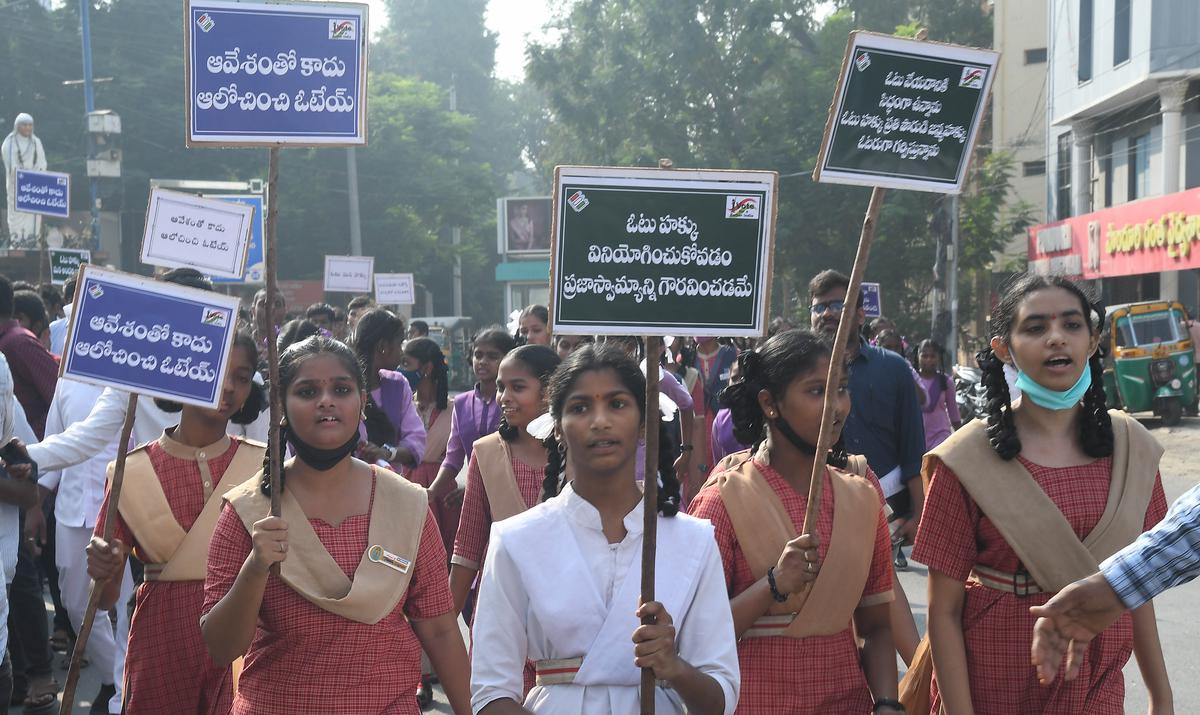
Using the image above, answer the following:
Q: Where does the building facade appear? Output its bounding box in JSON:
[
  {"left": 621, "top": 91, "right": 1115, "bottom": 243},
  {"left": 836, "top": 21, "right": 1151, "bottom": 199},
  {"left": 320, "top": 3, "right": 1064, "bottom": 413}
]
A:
[
  {"left": 994, "top": 0, "right": 1050, "bottom": 241},
  {"left": 1032, "top": 0, "right": 1200, "bottom": 308}
]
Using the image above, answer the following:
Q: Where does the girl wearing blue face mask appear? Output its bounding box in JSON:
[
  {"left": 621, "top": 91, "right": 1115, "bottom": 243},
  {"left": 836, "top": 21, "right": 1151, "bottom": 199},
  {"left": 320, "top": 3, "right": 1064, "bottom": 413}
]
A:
[
  {"left": 351, "top": 308, "right": 427, "bottom": 471},
  {"left": 907, "top": 275, "right": 1172, "bottom": 714},
  {"left": 399, "top": 338, "right": 455, "bottom": 548}
]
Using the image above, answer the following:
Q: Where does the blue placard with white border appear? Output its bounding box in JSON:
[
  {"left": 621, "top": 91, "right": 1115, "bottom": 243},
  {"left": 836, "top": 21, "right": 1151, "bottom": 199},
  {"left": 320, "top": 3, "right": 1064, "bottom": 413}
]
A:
[
  {"left": 61, "top": 266, "right": 241, "bottom": 409},
  {"left": 186, "top": 0, "right": 368, "bottom": 146},
  {"left": 861, "top": 281, "right": 882, "bottom": 318},
  {"left": 211, "top": 195, "right": 265, "bottom": 284},
  {"left": 14, "top": 169, "right": 70, "bottom": 218}
]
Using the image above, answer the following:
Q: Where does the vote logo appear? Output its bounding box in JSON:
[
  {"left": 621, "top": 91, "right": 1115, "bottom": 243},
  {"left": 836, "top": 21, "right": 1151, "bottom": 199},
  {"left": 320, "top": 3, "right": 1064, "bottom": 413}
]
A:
[
  {"left": 195, "top": 12, "right": 215, "bottom": 32},
  {"left": 959, "top": 66, "right": 986, "bottom": 89},
  {"left": 329, "top": 18, "right": 357, "bottom": 40},
  {"left": 854, "top": 52, "right": 871, "bottom": 72},
  {"left": 725, "top": 195, "right": 760, "bottom": 220},
  {"left": 202, "top": 307, "right": 229, "bottom": 328}
]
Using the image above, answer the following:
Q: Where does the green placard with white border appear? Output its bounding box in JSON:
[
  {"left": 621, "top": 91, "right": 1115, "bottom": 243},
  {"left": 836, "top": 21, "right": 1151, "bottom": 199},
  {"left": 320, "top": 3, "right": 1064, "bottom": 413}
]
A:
[
  {"left": 49, "top": 248, "right": 91, "bottom": 286},
  {"left": 550, "top": 166, "right": 777, "bottom": 337},
  {"left": 813, "top": 31, "right": 999, "bottom": 194}
]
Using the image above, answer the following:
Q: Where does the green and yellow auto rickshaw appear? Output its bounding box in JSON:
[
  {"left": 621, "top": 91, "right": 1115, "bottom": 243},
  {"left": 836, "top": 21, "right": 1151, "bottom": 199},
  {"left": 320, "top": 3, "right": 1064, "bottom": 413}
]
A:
[{"left": 1102, "top": 301, "right": 1197, "bottom": 426}]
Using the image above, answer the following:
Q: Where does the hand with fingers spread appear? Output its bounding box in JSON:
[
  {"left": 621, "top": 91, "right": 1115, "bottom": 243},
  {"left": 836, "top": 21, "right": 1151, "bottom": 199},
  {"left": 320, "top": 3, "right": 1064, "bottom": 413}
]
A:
[
  {"left": 248, "top": 516, "right": 289, "bottom": 573},
  {"left": 86, "top": 536, "right": 126, "bottom": 583},
  {"left": 1030, "top": 573, "right": 1127, "bottom": 685},
  {"left": 632, "top": 601, "right": 683, "bottom": 681},
  {"left": 771, "top": 533, "right": 820, "bottom": 597}
]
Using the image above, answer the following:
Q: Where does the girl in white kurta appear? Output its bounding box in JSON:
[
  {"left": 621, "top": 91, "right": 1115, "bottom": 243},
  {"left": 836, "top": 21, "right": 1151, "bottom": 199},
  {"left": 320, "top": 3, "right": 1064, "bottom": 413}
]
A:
[{"left": 470, "top": 343, "right": 739, "bottom": 715}]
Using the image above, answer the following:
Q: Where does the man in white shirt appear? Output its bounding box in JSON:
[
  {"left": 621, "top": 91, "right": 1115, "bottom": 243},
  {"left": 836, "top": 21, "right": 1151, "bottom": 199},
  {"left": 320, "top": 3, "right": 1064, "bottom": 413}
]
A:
[
  {"left": 46, "top": 277, "right": 75, "bottom": 358},
  {"left": 38, "top": 379, "right": 132, "bottom": 714},
  {"left": 0, "top": 353, "right": 41, "bottom": 708}
]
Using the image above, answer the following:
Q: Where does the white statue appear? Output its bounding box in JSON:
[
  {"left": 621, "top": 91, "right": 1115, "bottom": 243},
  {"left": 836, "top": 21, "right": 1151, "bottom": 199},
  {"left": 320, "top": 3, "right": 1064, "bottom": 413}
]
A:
[{"left": 2, "top": 113, "right": 47, "bottom": 247}]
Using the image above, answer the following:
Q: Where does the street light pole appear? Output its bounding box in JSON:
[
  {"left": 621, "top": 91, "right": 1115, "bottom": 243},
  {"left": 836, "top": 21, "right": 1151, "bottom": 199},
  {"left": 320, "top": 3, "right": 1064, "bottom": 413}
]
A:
[{"left": 79, "top": 0, "right": 100, "bottom": 251}]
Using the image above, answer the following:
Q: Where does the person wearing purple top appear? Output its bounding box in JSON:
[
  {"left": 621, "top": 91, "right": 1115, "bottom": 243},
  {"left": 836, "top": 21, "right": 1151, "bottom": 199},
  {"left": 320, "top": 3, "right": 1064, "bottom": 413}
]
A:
[
  {"left": 428, "top": 327, "right": 517, "bottom": 510},
  {"left": 350, "top": 310, "right": 427, "bottom": 467},
  {"left": 708, "top": 407, "right": 747, "bottom": 466}
]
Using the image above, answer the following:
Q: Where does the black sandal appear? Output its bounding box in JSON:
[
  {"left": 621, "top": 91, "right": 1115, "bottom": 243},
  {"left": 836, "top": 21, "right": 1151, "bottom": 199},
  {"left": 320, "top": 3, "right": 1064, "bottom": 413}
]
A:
[{"left": 416, "top": 674, "right": 434, "bottom": 710}]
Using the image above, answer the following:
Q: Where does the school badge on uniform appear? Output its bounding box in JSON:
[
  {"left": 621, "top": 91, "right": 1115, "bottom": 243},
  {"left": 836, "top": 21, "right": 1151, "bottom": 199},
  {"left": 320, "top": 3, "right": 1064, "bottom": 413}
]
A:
[{"left": 368, "top": 545, "right": 412, "bottom": 574}]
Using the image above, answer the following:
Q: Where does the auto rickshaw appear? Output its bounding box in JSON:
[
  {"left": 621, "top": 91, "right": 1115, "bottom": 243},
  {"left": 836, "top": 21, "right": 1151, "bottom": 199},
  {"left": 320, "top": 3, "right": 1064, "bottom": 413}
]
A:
[{"left": 1102, "top": 301, "right": 1197, "bottom": 426}]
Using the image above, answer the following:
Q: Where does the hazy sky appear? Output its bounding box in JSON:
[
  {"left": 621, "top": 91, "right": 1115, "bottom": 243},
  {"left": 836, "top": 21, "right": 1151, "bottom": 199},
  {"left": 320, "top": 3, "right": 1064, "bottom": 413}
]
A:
[{"left": 365, "top": 0, "right": 557, "bottom": 82}]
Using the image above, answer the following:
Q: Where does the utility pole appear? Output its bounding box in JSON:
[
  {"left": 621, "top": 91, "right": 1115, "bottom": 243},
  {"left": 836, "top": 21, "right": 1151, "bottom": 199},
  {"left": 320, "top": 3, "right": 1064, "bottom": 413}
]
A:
[
  {"left": 449, "top": 73, "right": 463, "bottom": 317},
  {"left": 79, "top": 0, "right": 100, "bottom": 251},
  {"left": 346, "top": 147, "right": 363, "bottom": 255},
  {"left": 947, "top": 194, "right": 960, "bottom": 363}
]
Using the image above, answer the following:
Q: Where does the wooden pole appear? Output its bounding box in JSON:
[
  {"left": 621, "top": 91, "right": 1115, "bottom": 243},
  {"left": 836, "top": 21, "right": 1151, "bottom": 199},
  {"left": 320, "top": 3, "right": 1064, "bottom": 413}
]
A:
[
  {"left": 799, "top": 187, "right": 886, "bottom": 539},
  {"left": 264, "top": 147, "right": 283, "bottom": 529},
  {"left": 59, "top": 393, "right": 138, "bottom": 714},
  {"left": 640, "top": 334, "right": 661, "bottom": 715}
]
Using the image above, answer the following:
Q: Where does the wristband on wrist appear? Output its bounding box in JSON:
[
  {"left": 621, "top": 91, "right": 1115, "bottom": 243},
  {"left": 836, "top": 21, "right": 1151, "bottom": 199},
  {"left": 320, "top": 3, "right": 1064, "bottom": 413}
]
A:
[
  {"left": 873, "top": 698, "right": 905, "bottom": 713},
  {"left": 766, "top": 566, "right": 788, "bottom": 603}
]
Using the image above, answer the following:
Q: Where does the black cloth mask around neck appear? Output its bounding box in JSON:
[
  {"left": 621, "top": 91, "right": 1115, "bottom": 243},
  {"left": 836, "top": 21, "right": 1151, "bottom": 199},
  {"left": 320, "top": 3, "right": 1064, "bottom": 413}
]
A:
[
  {"left": 286, "top": 425, "right": 359, "bottom": 471},
  {"left": 773, "top": 416, "right": 819, "bottom": 456}
]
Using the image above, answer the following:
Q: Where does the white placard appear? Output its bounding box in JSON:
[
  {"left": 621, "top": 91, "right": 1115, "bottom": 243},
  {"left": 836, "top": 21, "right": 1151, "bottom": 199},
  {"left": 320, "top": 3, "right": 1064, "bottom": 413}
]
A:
[
  {"left": 374, "top": 272, "right": 415, "bottom": 305},
  {"left": 324, "top": 255, "right": 374, "bottom": 292},
  {"left": 140, "top": 188, "right": 255, "bottom": 278}
]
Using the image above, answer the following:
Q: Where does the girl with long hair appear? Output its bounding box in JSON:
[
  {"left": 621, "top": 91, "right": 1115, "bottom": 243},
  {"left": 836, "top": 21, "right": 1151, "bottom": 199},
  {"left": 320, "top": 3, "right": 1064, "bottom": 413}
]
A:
[
  {"left": 914, "top": 339, "right": 960, "bottom": 451},
  {"left": 911, "top": 274, "right": 1171, "bottom": 713},
  {"left": 351, "top": 309, "right": 427, "bottom": 470},
  {"left": 470, "top": 342, "right": 738, "bottom": 714},
  {"left": 448, "top": 345, "right": 561, "bottom": 614},
  {"left": 86, "top": 333, "right": 267, "bottom": 713},
  {"left": 688, "top": 330, "right": 900, "bottom": 713},
  {"left": 200, "top": 336, "right": 471, "bottom": 714}
]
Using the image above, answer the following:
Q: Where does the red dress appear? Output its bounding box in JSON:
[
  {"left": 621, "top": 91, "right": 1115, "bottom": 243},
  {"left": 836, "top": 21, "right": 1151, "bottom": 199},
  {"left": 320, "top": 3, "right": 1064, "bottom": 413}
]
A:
[
  {"left": 450, "top": 451, "right": 543, "bottom": 571},
  {"left": 402, "top": 407, "right": 458, "bottom": 553},
  {"left": 912, "top": 456, "right": 1167, "bottom": 714},
  {"left": 201, "top": 474, "right": 454, "bottom": 715},
  {"left": 688, "top": 461, "right": 894, "bottom": 714},
  {"left": 94, "top": 436, "right": 251, "bottom": 715}
]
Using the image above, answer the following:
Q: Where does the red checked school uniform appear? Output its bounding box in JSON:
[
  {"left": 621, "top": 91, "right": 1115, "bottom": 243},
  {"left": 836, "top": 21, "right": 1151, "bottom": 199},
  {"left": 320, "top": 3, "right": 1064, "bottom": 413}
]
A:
[
  {"left": 450, "top": 434, "right": 544, "bottom": 573},
  {"left": 689, "top": 457, "right": 893, "bottom": 714},
  {"left": 94, "top": 431, "right": 263, "bottom": 715},
  {"left": 913, "top": 456, "right": 1166, "bottom": 714},
  {"left": 202, "top": 467, "right": 453, "bottom": 715}
]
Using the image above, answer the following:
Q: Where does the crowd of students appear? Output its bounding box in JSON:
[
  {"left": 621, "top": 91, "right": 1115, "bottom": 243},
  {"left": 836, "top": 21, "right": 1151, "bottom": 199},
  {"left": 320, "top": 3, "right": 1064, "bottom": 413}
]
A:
[{"left": 0, "top": 265, "right": 1188, "bottom": 714}]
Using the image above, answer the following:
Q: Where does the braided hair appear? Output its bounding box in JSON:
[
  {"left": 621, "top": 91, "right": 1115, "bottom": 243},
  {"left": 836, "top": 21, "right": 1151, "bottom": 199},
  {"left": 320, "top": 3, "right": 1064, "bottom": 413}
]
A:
[
  {"left": 977, "top": 273, "right": 1112, "bottom": 460},
  {"left": 402, "top": 337, "right": 450, "bottom": 410},
  {"left": 540, "top": 342, "right": 681, "bottom": 516},
  {"left": 719, "top": 330, "right": 850, "bottom": 469},
  {"left": 260, "top": 336, "right": 366, "bottom": 495}
]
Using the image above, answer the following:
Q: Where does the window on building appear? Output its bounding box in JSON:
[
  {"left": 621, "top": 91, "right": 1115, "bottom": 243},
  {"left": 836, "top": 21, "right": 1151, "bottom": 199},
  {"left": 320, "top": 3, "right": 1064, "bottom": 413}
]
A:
[
  {"left": 1114, "top": 0, "right": 1131, "bottom": 65},
  {"left": 1102, "top": 154, "right": 1113, "bottom": 207},
  {"left": 1023, "top": 160, "right": 1047, "bottom": 176},
  {"left": 1078, "top": 0, "right": 1094, "bottom": 82},
  {"left": 1128, "top": 132, "right": 1150, "bottom": 201},
  {"left": 1057, "top": 133, "right": 1073, "bottom": 219},
  {"left": 1025, "top": 47, "right": 1048, "bottom": 64}
]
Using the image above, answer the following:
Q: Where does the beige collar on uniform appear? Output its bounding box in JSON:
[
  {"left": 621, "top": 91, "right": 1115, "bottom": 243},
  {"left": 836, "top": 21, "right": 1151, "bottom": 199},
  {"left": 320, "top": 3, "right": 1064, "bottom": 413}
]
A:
[
  {"left": 158, "top": 428, "right": 232, "bottom": 463},
  {"left": 158, "top": 428, "right": 233, "bottom": 499}
]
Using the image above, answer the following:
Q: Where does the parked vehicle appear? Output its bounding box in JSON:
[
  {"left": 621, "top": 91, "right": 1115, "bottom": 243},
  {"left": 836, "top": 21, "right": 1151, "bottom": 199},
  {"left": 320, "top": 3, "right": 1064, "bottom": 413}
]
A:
[
  {"left": 954, "top": 365, "right": 988, "bottom": 423},
  {"left": 1102, "top": 301, "right": 1197, "bottom": 427}
]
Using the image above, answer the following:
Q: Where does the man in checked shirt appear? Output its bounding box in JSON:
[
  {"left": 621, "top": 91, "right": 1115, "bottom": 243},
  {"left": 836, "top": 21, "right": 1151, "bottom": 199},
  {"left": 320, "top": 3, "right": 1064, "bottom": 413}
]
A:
[{"left": 1032, "top": 483, "right": 1200, "bottom": 685}]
